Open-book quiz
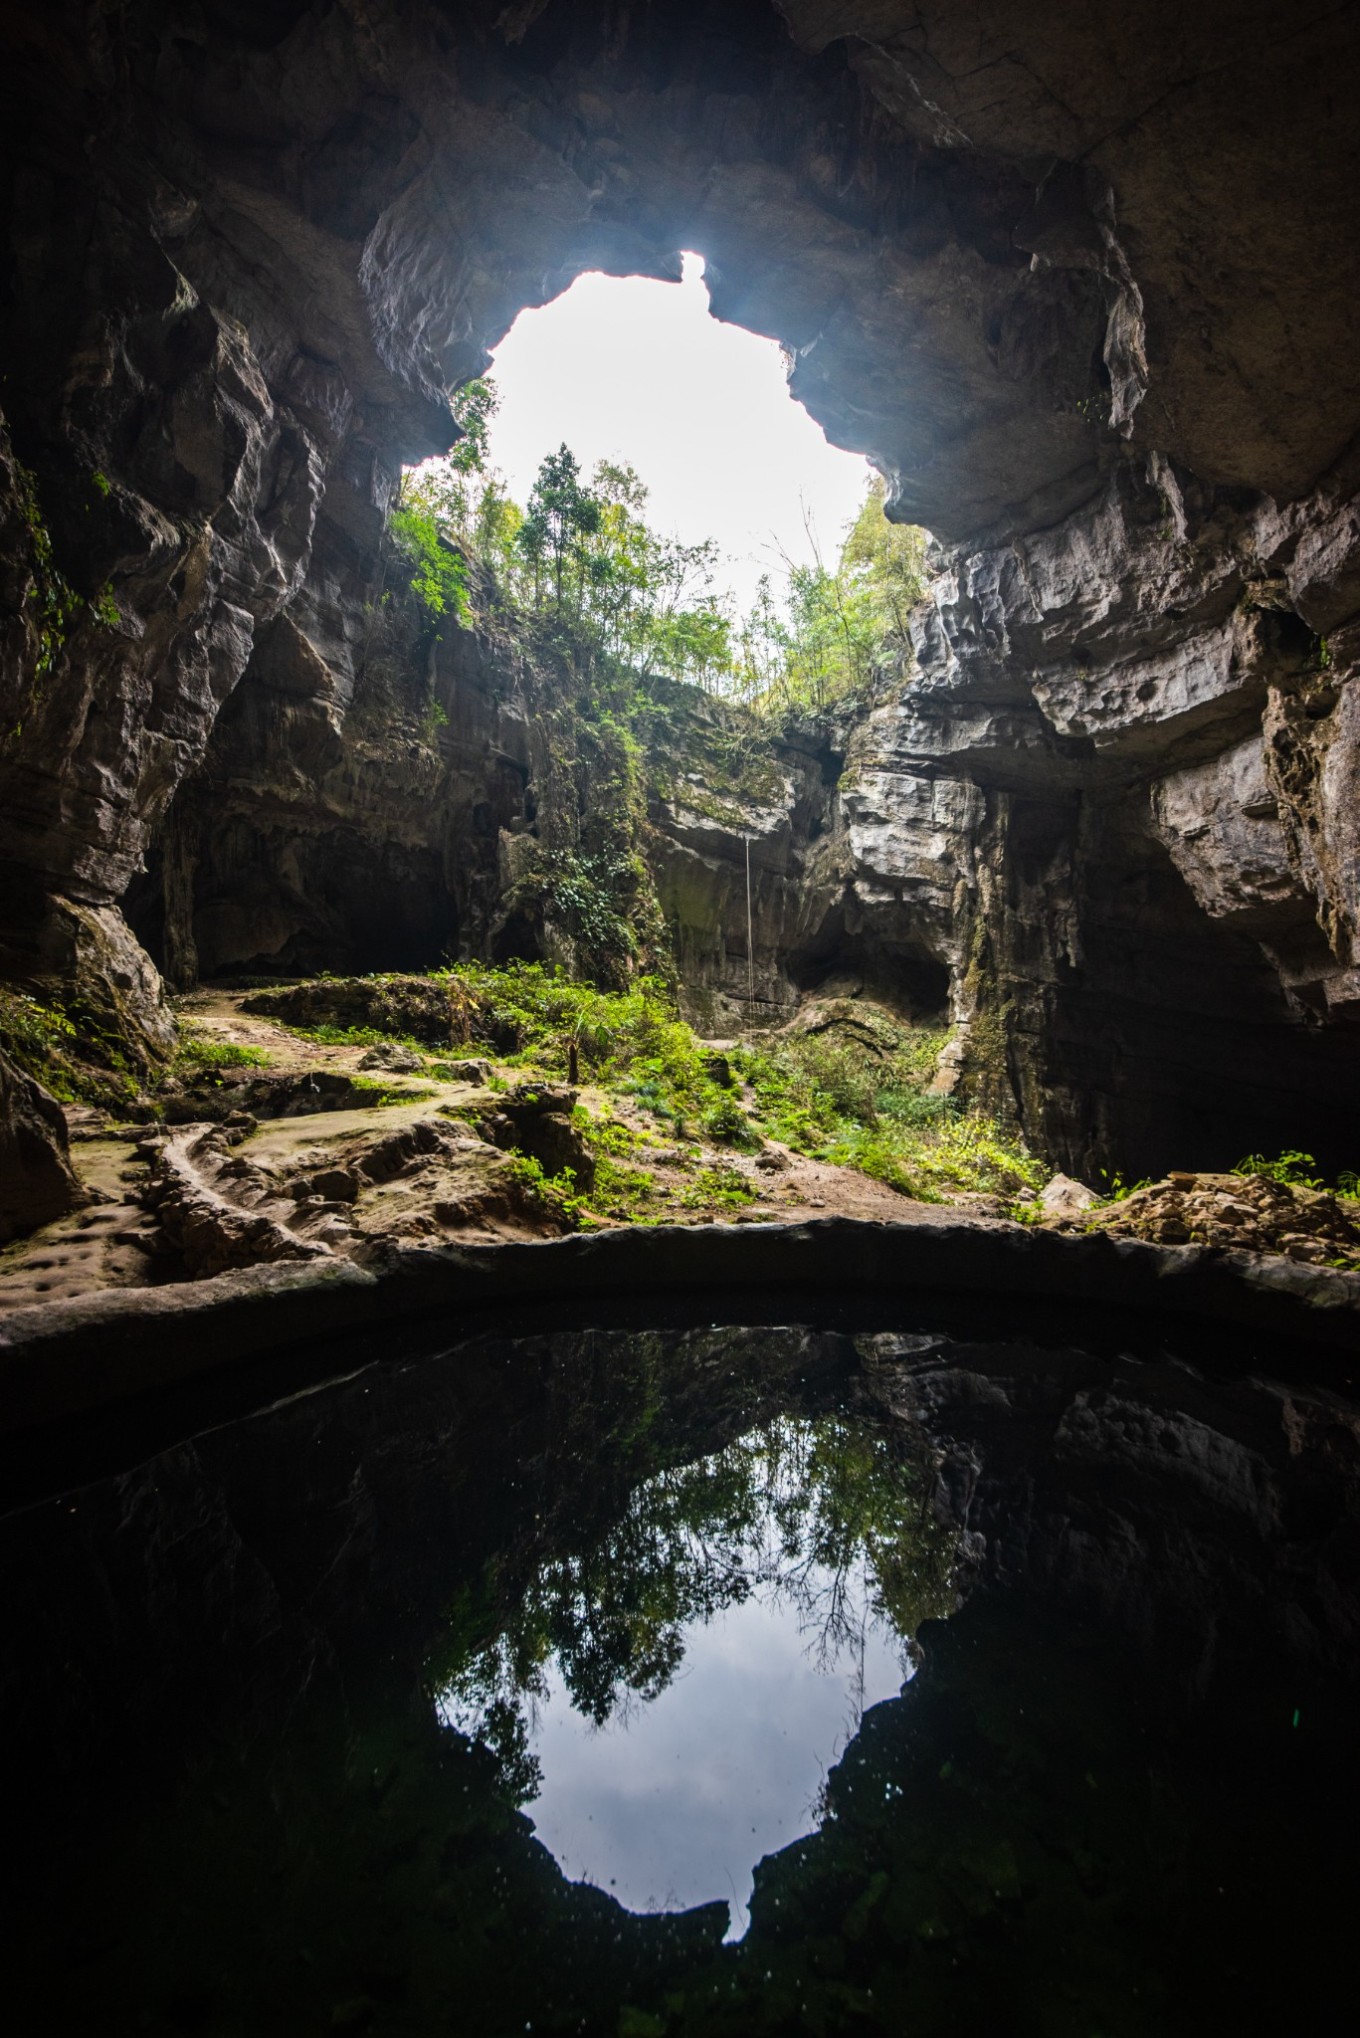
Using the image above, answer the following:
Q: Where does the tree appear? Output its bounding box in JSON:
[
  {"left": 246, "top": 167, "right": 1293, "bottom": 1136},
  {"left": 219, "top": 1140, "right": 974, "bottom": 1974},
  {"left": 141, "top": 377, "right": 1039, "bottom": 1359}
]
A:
[
  {"left": 730, "top": 475, "right": 929, "bottom": 714},
  {"left": 517, "top": 444, "right": 602, "bottom": 611},
  {"left": 842, "top": 472, "right": 928, "bottom": 642}
]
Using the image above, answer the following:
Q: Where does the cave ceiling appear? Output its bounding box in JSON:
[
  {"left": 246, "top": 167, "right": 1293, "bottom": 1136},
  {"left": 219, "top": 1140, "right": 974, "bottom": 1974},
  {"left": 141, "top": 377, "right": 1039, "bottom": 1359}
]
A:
[{"left": 9, "top": 0, "right": 1354, "bottom": 548}]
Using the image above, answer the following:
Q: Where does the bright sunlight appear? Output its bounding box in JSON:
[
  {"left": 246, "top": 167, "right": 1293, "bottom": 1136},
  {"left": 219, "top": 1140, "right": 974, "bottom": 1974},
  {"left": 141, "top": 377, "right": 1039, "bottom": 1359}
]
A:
[
  {"left": 483, "top": 253, "right": 870, "bottom": 613},
  {"left": 397, "top": 251, "right": 928, "bottom": 714}
]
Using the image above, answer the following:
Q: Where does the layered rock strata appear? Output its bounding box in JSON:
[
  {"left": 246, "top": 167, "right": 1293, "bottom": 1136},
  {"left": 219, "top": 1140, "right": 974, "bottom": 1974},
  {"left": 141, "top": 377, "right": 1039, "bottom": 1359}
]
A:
[{"left": 1, "top": 0, "right": 1357, "bottom": 1225}]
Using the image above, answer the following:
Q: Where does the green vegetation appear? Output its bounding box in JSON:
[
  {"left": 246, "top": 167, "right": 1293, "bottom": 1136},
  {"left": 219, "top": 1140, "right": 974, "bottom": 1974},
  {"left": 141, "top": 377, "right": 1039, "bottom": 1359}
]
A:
[
  {"left": 252, "top": 965, "right": 1047, "bottom": 1214},
  {"left": 732, "top": 476, "right": 929, "bottom": 716},
  {"left": 682, "top": 1163, "right": 758, "bottom": 1211},
  {"left": 737, "top": 1020, "right": 1042, "bottom": 1203},
  {"left": 406, "top": 436, "right": 734, "bottom": 688},
  {"left": 1095, "top": 1172, "right": 1154, "bottom": 1204},
  {"left": 403, "top": 383, "right": 929, "bottom": 722},
  {"left": 171, "top": 1029, "right": 269, "bottom": 1074},
  {"left": 13, "top": 459, "right": 81, "bottom": 681},
  {"left": 348, "top": 1073, "right": 434, "bottom": 1106},
  {"left": 507, "top": 1145, "right": 669, "bottom": 1230},
  {"left": 4, "top": 463, "right": 128, "bottom": 743},
  {"left": 0, "top": 988, "right": 80, "bottom": 1097},
  {"left": 1234, "top": 1150, "right": 1360, "bottom": 1199},
  {"left": 390, "top": 387, "right": 930, "bottom": 987},
  {"left": 0, "top": 984, "right": 145, "bottom": 1109},
  {"left": 277, "top": 1022, "right": 424, "bottom": 1049},
  {"left": 389, "top": 501, "right": 468, "bottom": 623},
  {"left": 451, "top": 961, "right": 718, "bottom": 1107},
  {"left": 1234, "top": 1149, "right": 1325, "bottom": 1189}
]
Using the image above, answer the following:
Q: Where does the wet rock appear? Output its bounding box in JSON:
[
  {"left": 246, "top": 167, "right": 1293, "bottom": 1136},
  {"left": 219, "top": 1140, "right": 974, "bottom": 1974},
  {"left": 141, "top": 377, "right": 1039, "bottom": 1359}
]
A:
[
  {"left": 0, "top": 1049, "right": 82, "bottom": 1242},
  {"left": 436, "top": 1058, "right": 492, "bottom": 1084}
]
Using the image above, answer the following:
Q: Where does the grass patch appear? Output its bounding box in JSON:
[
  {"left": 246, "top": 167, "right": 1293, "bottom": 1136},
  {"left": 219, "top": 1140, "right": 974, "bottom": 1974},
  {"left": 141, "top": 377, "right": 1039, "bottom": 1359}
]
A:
[
  {"left": 280, "top": 1022, "right": 425, "bottom": 1048},
  {"left": 682, "top": 1163, "right": 758, "bottom": 1211},
  {"left": 348, "top": 1074, "right": 434, "bottom": 1107},
  {"left": 172, "top": 1029, "right": 270, "bottom": 1074}
]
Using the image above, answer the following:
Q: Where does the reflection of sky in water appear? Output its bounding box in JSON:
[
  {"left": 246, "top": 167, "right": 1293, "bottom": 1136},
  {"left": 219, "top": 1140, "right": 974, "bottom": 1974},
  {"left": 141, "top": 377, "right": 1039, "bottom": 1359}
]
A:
[{"left": 440, "top": 1552, "right": 911, "bottom": 1938}]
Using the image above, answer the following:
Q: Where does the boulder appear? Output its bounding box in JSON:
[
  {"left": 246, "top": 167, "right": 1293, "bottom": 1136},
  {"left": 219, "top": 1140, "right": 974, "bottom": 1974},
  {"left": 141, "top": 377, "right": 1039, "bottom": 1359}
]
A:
[
  {"left": 0, "top": 1049, "right": 82, "bottom": 1241},
  {"left": 1039, "top": 1174, "right": 1101, "bottom": 1224},
  {"left": 358, "top": 1044, "right": 424, "bottom": 1073}
]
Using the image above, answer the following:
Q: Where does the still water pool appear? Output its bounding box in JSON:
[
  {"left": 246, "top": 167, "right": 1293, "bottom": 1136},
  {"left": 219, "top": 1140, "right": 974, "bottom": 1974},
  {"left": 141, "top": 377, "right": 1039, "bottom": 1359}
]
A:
[
  {"left": 437, "top": 1414, "right": 920, "bottom": 1935},
  {"left": 2, "top": 1318, "right": 1356, "bottom": 2034}
]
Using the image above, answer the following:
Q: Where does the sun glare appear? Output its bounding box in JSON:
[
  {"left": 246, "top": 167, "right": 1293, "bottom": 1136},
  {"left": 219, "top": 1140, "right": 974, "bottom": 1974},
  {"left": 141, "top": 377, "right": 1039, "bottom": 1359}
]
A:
[{"left": 482, "top": 253, "right": 871, "bottom": 613}]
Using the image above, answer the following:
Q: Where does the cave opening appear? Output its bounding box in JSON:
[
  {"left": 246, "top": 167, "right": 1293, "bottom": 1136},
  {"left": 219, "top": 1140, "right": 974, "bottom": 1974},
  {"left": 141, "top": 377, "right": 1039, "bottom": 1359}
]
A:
[
  {"left": 3, "top": 6, "right": 1360, "bottom": 2024},
  {"left": 472, "top": 249, "right": 874, "bottom": 626},
  {"left": 0, "top": 0, "right": 1356, "bottom": 1301}
]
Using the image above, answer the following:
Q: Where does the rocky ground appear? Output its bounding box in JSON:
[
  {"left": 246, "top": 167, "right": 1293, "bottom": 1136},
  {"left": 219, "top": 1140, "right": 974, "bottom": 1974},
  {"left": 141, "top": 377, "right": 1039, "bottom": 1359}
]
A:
[
  {"left": 1066, "top": 1169, "right": 1360, "bottom": 1267},
  {"left": 4, "top": 988, "right": 1356, "bottom": 1322},
  {"left": 0, "top": 991, "right": 947, "bottom": 1315}
]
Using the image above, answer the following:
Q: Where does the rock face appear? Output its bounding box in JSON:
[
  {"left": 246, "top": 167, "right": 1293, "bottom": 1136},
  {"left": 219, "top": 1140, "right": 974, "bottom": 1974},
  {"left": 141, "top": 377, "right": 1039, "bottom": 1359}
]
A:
[
  {"left": 1, "top": 0, "right": 1357, "bottom": 1189},
  {"left": 0, "top": 1051, "right": 81, "bottom": 1241}
]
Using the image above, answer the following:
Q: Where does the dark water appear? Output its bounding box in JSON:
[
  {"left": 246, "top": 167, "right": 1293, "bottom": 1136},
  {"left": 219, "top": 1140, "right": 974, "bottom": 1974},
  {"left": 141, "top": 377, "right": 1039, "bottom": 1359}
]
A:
[{"left": 2, "top": 1318, "right": 1357, "bottom": 2034}]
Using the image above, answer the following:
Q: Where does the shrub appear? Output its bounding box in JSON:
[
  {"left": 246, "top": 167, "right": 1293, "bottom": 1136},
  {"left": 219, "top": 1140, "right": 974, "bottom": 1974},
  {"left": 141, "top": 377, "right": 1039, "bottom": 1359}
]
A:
[
  {"left": 1234, "top": 1150, "right": 1325, "bottom": 1189},
  {"left": 737, "top": 1022, "right": 1041, "bottom": 1206},
  {"left": 698, "top": 1091, "right": 757, "bottom": 1148},
  {"left": 682, "top": 1164, "right": 757, "bottom": 1210}
]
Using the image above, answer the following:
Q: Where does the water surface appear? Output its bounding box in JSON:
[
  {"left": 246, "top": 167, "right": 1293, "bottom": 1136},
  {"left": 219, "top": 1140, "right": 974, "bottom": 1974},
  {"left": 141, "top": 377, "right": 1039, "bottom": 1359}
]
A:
[
  {"left": 2, "top": 1319, "right": 1355, "bottom": 2034},
  {"left": 437, "top": 1413, "right": 924, "bottom": 1933}
]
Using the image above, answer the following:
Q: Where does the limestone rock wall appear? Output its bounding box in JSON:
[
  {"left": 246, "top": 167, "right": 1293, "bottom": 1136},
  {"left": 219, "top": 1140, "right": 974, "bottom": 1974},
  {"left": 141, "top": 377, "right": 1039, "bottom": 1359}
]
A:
[
  {"left": 643, "top": 450, "right": 1360, "bottom": 1175},
  {"left": 0, "top": 0, "right": 1357, "bottom": 1207}
]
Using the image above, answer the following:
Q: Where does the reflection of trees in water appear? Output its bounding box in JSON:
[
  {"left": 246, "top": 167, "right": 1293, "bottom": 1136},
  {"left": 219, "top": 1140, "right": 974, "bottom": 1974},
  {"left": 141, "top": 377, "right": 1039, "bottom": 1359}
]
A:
[{"left": 434, "top": 1412, "right": 958, "bottom": 1802}]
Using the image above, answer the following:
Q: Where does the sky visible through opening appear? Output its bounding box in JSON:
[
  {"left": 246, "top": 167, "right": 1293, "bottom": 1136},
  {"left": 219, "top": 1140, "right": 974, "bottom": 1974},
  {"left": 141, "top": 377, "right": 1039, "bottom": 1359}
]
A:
[{"left": 483, "top": 252, "right": 872, "bottom": 615}]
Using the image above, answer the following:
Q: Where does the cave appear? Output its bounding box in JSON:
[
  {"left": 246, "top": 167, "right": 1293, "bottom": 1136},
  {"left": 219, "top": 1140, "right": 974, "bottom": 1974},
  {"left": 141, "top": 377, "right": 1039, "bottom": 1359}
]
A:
[
  {"left": 3, "top": 3, "right": 1360, "bottom": 2026},
  {"left": 2, "top": 0, "right": 1357, "bottom": 1177},
  {"left": 786, "top": 899, "right": 952, "bottom": 1024}
]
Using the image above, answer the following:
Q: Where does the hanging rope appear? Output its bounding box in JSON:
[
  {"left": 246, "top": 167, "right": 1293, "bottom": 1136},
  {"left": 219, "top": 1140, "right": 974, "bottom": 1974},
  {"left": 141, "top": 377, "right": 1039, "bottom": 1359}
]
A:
[{"left": 745, "top": 833, "right": 755, "bottom": 1015}]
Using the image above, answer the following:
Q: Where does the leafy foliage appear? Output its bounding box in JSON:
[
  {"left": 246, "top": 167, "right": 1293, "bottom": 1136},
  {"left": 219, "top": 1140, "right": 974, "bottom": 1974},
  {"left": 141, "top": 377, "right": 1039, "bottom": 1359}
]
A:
[
  {"left": 389, "top": 502, "right": 468, "bottom": 621},
  {"left": 0, "top": 985, "right": 143, "bottom": 1109},
  {"left": 0, "top": 988, "right": 79, "bottom": 1094},
  {"left": 737, "top": 1021, "right": 1042, "bottom": 1203},
  {"left": 1233, "top": 1149, "right": 1326, "bottom": 1189},
  {"left": 171, "top": 1029, "right": 269, "bottom": 1074},
  {"left": 432, "top": 1406, "right": 956, "bottom": 1801},
  {"left": 730, "top": 475, "right": 929, "bottom": 716}
]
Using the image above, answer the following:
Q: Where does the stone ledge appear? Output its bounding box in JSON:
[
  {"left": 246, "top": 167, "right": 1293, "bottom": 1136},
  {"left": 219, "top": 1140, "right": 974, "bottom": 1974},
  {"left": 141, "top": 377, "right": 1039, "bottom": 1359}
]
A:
[{"left": 1, "top": 1217, "right": 1357, "bottom": 1442}]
